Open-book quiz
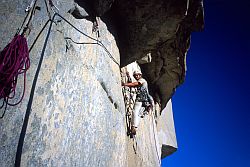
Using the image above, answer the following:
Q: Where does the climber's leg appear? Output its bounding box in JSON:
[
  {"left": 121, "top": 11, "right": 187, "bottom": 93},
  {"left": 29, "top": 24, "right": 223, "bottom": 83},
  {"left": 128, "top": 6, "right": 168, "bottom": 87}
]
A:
[{"left": 132, "top": 101, "right": 142, "bottom": 128}]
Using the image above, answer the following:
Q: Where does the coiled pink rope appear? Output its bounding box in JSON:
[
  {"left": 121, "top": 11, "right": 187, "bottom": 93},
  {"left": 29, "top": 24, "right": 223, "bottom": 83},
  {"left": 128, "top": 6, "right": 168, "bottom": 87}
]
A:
[{"left": 0, "top": 35, "right": 30, "bottom": 111}]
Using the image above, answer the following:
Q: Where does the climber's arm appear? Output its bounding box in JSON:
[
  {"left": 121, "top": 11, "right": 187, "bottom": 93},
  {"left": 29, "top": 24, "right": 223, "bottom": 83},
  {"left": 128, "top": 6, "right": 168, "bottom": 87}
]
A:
[{"left": 122, "top": 82, "right": 141, "bottom": 87}]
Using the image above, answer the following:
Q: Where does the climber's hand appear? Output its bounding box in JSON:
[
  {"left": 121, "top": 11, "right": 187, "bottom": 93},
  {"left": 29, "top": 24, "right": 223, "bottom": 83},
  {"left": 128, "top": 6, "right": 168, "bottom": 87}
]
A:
[{"left": 146, "top": 105, "right": 152, "bottom": 114}]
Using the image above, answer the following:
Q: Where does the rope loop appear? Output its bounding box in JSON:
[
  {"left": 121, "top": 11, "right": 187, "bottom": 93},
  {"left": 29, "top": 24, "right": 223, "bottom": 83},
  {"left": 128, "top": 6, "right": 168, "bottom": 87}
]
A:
[{"left": 0, "top": 35, "right": 30, "bottom": 118}]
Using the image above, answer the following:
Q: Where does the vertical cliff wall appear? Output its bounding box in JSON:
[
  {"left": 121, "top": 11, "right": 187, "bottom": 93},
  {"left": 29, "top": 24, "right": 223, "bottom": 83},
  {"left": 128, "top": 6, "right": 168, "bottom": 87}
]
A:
[
  {"left": 157, "top": 100, "right": 177, "bottom": 158},
  {"left": 0, "top": 1, "right": 127, "bottom": 166},
  {"left": 0, "top": 0, "right": 204, "bottom": 166}
]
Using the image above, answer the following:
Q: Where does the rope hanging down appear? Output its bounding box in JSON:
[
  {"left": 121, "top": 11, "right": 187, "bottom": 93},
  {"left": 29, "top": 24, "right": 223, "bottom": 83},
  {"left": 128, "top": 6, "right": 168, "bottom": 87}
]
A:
[
  {"left": 15, "top": 13, "right": 55, "bottom": 167},
  {"left": 1, "top": 7, "right": 119, "bottom": 118},
  {"left": 15, "top": 11, "right": 120, "bottom": 166},
  {"left": 0, "top": 35, "right": 30, "bottom": 118},
  {"left": 0, "top": 0, "right": 39, "bottom": 118}
]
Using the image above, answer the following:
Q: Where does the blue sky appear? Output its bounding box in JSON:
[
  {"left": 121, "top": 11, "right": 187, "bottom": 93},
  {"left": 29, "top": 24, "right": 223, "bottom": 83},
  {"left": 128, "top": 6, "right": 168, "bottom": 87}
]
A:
[{"left": 162, "top": 1, "right": 250, "bottom": 167}]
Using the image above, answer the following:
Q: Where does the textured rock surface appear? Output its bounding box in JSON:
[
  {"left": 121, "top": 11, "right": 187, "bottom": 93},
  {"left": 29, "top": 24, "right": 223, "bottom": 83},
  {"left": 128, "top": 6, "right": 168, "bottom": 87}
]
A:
[
  {"left": 0, "top": 0, "right": 203, "bottom": 166},
  {"left": 140, "top": 0, "right": 204, "bottom": 107},
  {"left": 127, "top": 114, "right": 161, "bottom": 167},
  {"left": 106, "top": 0, "right": 189, "bottom": 65},
  {"left": 100, "top": 0, "right": 204, "bottom": 107},
  {"left": 0, "top": 0, "right": 126, "bottom": 166},
  {"left": 157, "top": 100, "right": 177, "bottom": 158}
]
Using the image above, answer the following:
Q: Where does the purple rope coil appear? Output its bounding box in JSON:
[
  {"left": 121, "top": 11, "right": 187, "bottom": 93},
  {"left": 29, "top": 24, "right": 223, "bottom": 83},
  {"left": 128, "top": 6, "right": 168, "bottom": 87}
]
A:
[{"left": 0, "top": 35, "right": 30, "bottom": 112}]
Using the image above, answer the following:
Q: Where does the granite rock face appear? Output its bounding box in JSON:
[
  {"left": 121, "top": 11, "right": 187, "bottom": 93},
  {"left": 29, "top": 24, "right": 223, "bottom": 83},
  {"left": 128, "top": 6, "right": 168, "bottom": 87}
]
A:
[
  {"left": 157, "top": 100, "right": 177, "bottom": 158},
  {"left": 140, "top": 0, "right": 204, "bottom": 107},
  {"left": 0, "top": 0, "right": 203, "bottom": 166},
  {"left": 76, "top": 0, "right": 204, "bottom": 108},
  {"left": 0, "top": 0, "right": 126, "bottom": 166}
]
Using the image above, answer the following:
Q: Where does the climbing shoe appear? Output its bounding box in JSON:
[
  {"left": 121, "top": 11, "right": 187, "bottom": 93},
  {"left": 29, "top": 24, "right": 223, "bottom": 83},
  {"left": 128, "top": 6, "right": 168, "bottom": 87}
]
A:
[{"left": 131, "top": 126, "right": 137, "bottom": 135}]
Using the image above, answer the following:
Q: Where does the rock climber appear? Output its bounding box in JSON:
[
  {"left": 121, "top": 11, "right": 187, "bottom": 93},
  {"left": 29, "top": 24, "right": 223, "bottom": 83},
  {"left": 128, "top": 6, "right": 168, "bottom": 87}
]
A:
[{"left": 122, "top": 70, "right": 154, "bottom": 135}]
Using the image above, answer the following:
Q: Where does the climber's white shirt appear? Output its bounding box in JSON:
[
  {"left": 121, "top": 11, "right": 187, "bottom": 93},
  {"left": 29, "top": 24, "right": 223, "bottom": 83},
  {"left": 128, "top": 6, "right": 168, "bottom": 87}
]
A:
[{"left": 137, "top": 78, "right": 149, "bottom": 93}]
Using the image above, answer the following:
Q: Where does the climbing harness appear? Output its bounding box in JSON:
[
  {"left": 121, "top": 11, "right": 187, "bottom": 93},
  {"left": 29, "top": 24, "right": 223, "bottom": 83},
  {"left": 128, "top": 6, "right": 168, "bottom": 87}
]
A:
[
  {"left": 121, "top": 71, "right": 149, "bottom": 137},
  {"left": 121, "top": 69, "right": 158, "bottom": 158}
]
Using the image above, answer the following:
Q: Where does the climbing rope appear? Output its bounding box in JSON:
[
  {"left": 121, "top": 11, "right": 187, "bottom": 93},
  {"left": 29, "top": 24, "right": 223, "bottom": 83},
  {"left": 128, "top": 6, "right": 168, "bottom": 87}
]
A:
[
  {"left": 13, "top": 0, "right": 119, "bottom": 164},
  {"left": 0, "top": 35, "right": 30, "bottom": 118},
  {"left": 0, "top": 0, "right": 40, "bottom": 118},
  {"left": 15, "top": 10, "right": 57, "bottom": 167},
  {"left": 14, "top": 13, "right": 54, "bottom": 167},
  {"left": 58, "top": 15, "right": 120, "bottom": 66},
  {"left": 15, "top": 0, "right": 54, "bottom": 162},
  {"left": 1, "top": 0, "right": 119, "bottom": 118},
  {"left": 15, "top": 9, "right": 121, "bottom": 165},
  {"left": 44, "top": 0, "right": 51, "bottom": 19},
  {"left": 29, "top": 19, "right": 51, "bottom": 52},
  {"left": 16, "top": 0, "right": 38, "bottom": 35},
  {"left": 64, "top": 37, "right": 98, "bottom": 45}
]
